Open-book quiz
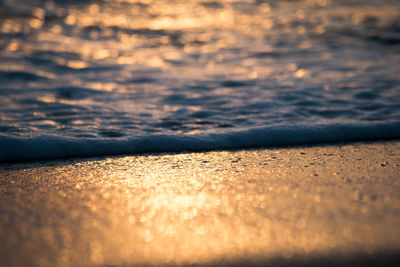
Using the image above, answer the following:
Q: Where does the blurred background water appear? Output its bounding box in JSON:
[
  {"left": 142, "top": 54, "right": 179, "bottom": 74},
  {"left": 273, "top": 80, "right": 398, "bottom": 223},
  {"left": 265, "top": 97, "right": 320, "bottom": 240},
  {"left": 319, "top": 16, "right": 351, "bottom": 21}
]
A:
[{"left": 0, "top": 0, "right": 399, "bottom": 142}]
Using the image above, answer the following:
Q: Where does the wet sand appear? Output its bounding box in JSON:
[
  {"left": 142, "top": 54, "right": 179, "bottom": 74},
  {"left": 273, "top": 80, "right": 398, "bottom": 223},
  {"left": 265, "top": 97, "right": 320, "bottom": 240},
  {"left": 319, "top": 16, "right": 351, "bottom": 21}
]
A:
[{"left": 1, "top": 141, "right": 400, "bottom": 267}]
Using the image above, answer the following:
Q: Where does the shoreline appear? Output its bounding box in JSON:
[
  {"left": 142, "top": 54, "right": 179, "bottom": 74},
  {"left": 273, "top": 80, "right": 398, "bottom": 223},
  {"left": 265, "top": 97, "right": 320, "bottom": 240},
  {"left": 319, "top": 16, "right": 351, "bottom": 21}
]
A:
[
  {"left": 2, "top": 122, "right": 400, "bottom": 163},
  {"left": 1, "top": 141, "right": 400, "bottom": 266},
  {"left": 2, "top": 138, "right": 400, "bottom": 165}
]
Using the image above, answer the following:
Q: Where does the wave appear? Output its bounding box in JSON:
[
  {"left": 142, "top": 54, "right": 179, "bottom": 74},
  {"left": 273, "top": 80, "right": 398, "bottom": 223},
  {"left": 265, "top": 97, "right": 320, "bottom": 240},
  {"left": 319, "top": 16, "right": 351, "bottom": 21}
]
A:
[{"left": 1, "top": 122, "right": 400, "bottom": 162}]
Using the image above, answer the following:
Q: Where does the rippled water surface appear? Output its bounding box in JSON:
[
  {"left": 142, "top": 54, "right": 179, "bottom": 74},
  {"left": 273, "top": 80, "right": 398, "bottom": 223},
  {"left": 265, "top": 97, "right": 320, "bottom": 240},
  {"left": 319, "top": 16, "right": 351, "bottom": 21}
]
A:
[{"left": 0, "top": 0, "right": 399, "bottom": 142}]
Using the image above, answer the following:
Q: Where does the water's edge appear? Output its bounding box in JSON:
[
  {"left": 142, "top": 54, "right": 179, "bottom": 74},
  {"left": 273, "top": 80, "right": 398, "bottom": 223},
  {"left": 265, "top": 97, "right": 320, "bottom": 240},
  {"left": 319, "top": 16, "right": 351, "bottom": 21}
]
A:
[{"left": 1, "top": 122, "right": 399, "bottom": 162}]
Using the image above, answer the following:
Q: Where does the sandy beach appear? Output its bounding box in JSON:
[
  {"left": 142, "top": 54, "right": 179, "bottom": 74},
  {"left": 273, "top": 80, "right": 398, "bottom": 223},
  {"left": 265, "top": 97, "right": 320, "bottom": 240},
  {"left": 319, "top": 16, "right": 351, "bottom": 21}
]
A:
[{"left": 1, "top": 141, "right": 400, "bottom": 266}]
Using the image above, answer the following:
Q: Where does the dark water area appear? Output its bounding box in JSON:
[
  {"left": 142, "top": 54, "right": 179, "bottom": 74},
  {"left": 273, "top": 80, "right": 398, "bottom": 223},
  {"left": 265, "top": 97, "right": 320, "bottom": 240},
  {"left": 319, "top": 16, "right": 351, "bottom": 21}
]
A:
[{"left": 0, "top": 0, "right": 400, "bottom": 160}]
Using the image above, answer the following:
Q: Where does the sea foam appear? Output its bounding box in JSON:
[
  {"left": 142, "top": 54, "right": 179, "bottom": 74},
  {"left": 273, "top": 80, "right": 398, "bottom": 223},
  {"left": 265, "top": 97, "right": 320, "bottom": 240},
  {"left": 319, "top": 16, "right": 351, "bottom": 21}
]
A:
[{"left": 1, "top": 122, "right": 399, "bottom": 162}]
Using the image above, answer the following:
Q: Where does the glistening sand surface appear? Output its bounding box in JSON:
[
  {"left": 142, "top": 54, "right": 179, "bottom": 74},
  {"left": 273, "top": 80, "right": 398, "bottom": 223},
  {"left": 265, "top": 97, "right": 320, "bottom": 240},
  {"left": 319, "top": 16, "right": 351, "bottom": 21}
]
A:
[{"left": 1, "top": 141, "right": 400, "bottom": 267}]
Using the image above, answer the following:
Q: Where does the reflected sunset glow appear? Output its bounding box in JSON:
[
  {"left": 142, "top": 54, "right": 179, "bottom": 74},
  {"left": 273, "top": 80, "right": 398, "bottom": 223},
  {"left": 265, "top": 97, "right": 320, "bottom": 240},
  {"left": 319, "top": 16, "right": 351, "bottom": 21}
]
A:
[{"left": 1, "top": 0, "right": 399, "bottom": 139}]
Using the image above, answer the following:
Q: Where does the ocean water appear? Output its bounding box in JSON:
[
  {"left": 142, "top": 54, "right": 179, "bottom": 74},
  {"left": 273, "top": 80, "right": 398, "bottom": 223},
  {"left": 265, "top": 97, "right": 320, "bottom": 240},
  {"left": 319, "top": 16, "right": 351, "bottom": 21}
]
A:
[{"left": 0, "top": 0, "right": 400, "bottom": 161}]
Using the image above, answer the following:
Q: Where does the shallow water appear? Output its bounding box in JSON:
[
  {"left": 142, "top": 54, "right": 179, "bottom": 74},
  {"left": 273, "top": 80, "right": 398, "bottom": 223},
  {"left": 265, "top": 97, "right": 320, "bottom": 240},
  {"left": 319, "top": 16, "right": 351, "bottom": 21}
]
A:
[{"left": 1, "top": 0, "right": 400, "bottom": 160}]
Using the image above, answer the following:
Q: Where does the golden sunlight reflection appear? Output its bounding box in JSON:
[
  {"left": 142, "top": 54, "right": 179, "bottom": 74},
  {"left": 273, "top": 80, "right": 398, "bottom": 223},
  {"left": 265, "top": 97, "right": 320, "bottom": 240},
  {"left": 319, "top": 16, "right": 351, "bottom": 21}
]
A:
[
  {"left": 1, "top": 0, "right": 287, "bottom": 76},
  {"left": 2, "top": 0, "right": 397, "bottom": 87}
]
